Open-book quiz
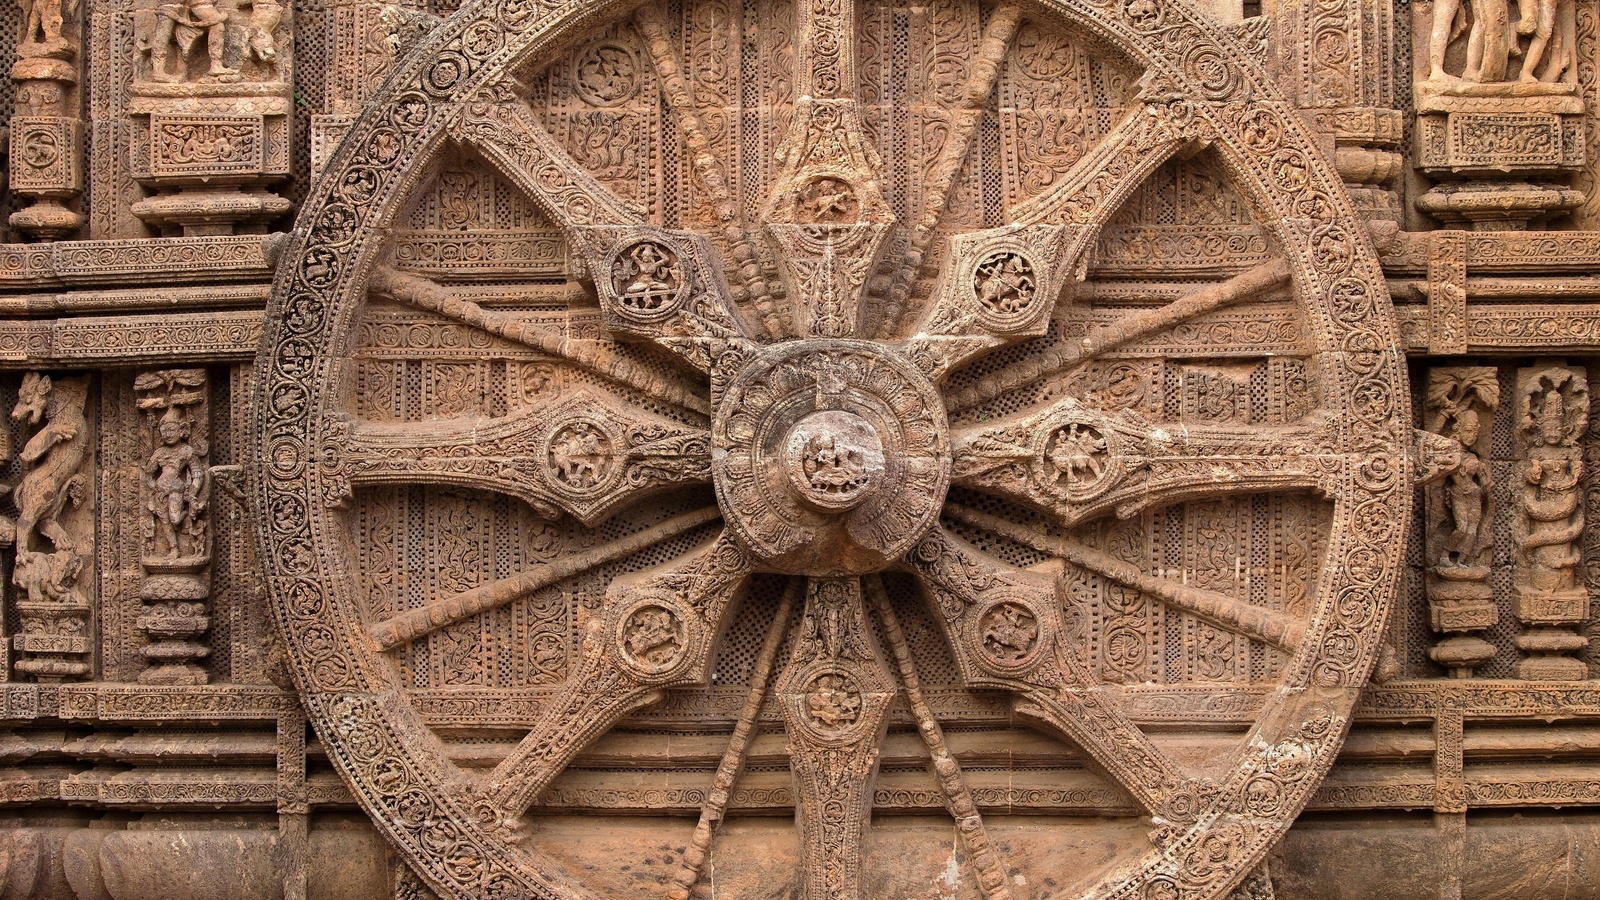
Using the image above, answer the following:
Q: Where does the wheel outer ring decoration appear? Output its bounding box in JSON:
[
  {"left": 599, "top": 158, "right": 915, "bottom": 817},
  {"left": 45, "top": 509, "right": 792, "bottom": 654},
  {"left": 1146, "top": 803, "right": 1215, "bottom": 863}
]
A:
[{"left": 251, "top": 0, "right": 1411, "bottom": 894}]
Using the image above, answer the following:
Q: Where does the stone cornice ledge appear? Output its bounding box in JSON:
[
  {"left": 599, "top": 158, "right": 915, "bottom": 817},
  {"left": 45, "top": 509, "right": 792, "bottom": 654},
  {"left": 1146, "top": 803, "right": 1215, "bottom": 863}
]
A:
[{"left": 0, "top": 234, "right": 278, "bottom": 288}]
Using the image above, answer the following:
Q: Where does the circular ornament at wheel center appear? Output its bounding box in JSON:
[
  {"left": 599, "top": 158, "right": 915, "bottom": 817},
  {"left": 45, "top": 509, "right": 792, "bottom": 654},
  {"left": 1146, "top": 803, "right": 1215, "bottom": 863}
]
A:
[{"left": 713, "top": 340, "right": 950, "bottom": 575}]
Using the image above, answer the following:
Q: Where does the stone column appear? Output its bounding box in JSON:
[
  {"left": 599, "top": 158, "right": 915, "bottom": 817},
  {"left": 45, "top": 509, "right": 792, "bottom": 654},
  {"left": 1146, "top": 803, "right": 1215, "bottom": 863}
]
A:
[
  {"left": 1273, "top": 0, "right": 1404, "bottom": 231},
  {"left": 9, "top": 0, "right": 86, "bottom": 239},
  {"left": 133, "top": 368, "right": 211, "bottom": 684}
]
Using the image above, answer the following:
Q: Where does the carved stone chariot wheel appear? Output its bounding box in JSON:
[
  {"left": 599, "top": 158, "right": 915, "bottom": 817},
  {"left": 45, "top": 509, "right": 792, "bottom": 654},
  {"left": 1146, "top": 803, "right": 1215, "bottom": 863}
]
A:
[{"left": 253, "top": 0, "right": 1415, "bottom": 894}]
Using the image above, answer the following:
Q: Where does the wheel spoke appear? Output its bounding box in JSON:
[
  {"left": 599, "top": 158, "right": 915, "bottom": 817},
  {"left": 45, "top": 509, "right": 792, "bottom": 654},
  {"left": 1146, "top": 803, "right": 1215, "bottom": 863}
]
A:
[
  {"left": 761, "top": 0, "right": 894, "bottom": 338},
  {"left": 872, "top": 4, "right": 1024, "bottom": 338},
  {"left": 899, "top": 93, "right": 1211, "bottom": 381},
  {"left": 632, "top": 4, "right": 788, "bottom": 341},
  {"left": 944, "top": 259, "right": 1292, "bottom": 413},
  {"left": 943, "top": 503, "right": 1306, "bottom": 652},
  {"left": 865, "top": 576, "right": 1016, "bottom": 900},
  {"left": 775, "top": 577, "right": 898, "bottom": 900},
  {"left": 951, "top": 403, "right": 1340, "bottom": 527},
  {"left": 485, "top": 530, "right": 754, "bottom": 820},
  {"left": 369, "top": 507, "right": 723, "bottom": 650},
  {"left": 452, "top": 96, "right": 643, "bottom": 237},
  {"left": 327, "top": 386, "right": 708, "bottom": 526},
  {"left": 898, "top": 223, "right": 1086, "bottom": 383},
  {"left": 369, "top": 267, "right": 713, "bottom": 414},
  {"left": 668, "top": 579, "right": 802, "bottom": 900},
  {"left": 902, "top": 526, "right": 1200, "bottom": 819},
  {"left": 452, "top": 101, "right": 755, "bottom": 371},
  {"left": 1009, "top": 86, "right": 1203, "bottom": 228}
]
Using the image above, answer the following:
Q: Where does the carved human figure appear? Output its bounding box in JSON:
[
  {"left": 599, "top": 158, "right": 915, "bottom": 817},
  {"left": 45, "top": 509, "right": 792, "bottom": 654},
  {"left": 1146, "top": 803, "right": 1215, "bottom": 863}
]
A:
[
  {"left": 1521, "top": 386, "right": 1583, "bottom": 597},
  {"left": 143, "top": 407, "right": 209, "bottom": 560},
  {"left": 17, "top": 0, "right": 76, "bottom": 58},
  {"left": 1427, "top": 0, "right": 1505, "bottom": 84},
  {"left": 1047, "top": 422, "right": 1108, "bottom": 485},
  {"left": 1439, "top": 407, "right": 1491, "bottom": 567},
  {"left": 144, "top": 0, "right": 237, "bottom": 83},
  {"left": 617, "top": 242, "right": 678, "bottom": 311},
  {"left": 243, "top": 0, "right": 281, "bottom": 70},
  {"left": 549, "top": 422, "right": 611, "bottom": 489},
  {"left": 1425, "top": 0, "right": 1572, "bottom": 85}
]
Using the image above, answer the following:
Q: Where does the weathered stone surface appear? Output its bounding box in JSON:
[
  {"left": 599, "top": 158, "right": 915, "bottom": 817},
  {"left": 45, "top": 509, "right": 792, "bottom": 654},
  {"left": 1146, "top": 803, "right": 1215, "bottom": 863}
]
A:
[{"left": 0, "top": 0, "right": 1595, "bottom": 894}]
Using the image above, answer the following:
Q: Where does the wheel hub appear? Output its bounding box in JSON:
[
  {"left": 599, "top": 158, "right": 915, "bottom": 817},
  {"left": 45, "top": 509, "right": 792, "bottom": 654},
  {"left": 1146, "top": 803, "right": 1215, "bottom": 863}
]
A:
[{"left": 713, "top": 339, "right": 951, "bottom": 575}]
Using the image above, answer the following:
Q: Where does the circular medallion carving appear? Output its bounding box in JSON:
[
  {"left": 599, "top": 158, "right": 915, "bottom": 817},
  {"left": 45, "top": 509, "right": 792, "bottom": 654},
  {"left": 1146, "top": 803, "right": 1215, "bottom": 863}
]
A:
[
  {"left": 617, "top": 598, "right": 690, "bottom": 676},
  {"left": 1038, "top": 418, "right": 1119, "bottom": 500},
  {"left": 545, "top": 419, "right": 616, "bottom": 494},
  {"left": 608, "top": 239, "right": 687, "bottom": 321},
  {"left": 976, "top": 598, "right": 1045, "bottom": 671},
  {"left": 572, "top": 40, "right": 641, "bottom": 106},
  {"left": 803, "top": 669, "right": 863, "bottom": 731},
  {"left": 713, "top": 340, "right": 950, "bottom": 575},
  {"left": 783, "top": 410, "right": 886, "bottom": 511},
  {"left": 972, "top": 250, "right": 1039, "bottom": 328}
]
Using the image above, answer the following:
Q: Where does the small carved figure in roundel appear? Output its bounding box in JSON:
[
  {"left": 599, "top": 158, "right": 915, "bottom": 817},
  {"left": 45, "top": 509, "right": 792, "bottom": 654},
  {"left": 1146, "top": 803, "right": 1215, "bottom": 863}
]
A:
[
  {"left": 979, "top": 601, "right": 1041, "bottom": 667},
  {"left": 973, "top": 251, "right": 1038, "bottom": 324},
  {"left": 797, "top": 176, "right": 858, "bottom": 224},
  {"left": 547, "top": 420, "right": 615, "bottom": 492},
  {"left": 784, "top": 410, "right": 886, "bottom": 511},
  {"left": 572, "top": 40, "right": 640, "bottom": 106},
  {"left": 1044, "top": 421, "right": 1112, "bottom": 494},
  {"left": 610, "top": 241, "right": 685, "bottom": 319},
  {"left": 805, "top": 671, "right": 862, "bottom": 729},
  {"left": 620, "top": 602, "right": 687, "bottom": 673}
]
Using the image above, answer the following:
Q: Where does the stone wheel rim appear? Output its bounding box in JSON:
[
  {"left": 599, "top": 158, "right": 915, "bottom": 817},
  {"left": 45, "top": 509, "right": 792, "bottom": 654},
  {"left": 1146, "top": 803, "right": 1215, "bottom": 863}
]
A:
[{"left": 252, "top": 0, "right": 1413, "bottom": 895}]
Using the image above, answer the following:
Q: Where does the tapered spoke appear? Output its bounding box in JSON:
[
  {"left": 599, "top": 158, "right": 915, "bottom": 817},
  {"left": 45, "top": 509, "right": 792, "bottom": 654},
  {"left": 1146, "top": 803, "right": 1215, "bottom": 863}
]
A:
[
  {"left": 370, "top": 267, "right": 713, "bottom": 415},
  {"left": 1010, "top": 88, "right": 1203, "bottom": 228},
  {"left": 632, "top": 4, "right": 787, "bottom": 341},
  {"left": 452, "top": 97, "right": 643, "bottom": 238},
  {"left": 453, "top": 102, "right": 755, "bottom": 371},
  {"left": 899, "top": 94, "right": 1209, "bottom": 381},
  {"left": 944, "top": 259, "right": 1292, "bottom": 413},
  {"left": 902, "top": 527, "right": 1200, "bottom": 819},
  {"left": 369, "top": 507, "right": 722, "bottom": 650},
  {"left": 330, "top": 391, "right": 709, "bottom": 529},
  {"left": 951, "top": 403, "right": 1341, "bottom": 527},
  {"left": 873, "top": 4, "right": 1023, "bottom": 338},
  {"left": 943, "top": 503, "right": 1307, "bottom": 652},
  {"left": 668, "top": 579, "right": 801, "bottom": 900},
  {"left": 775, "top": 577, "right": 897, "bottom": 900},
  {"left": 865, "top": 576, "right": 1016, "bottom": 900},
  {"left": 485, "top": 530, "right": 753, "bottom": 820},
  {"left": 761, "top": 0, "right": 894, "bottom": 338}
]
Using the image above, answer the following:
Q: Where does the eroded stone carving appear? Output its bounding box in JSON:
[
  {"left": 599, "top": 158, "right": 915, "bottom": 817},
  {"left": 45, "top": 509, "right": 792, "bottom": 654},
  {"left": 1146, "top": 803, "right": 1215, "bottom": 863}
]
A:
[
  {"left": 1425, "top": 366, "right": 1500, "bottom": 676},
  {"left": 8, "top": 0, "right": 1600, "bottom": 891},
  {"left": 258, "top": 0, "right": 1413, "bottom": 895},
  {"left": 8, "top": 372, "right": 92, "bottom": 678},
  {"left": 1512, "top": 363, "right": 1590, "bottom": 678},
  {"left": 134, "top": 368, "right": 212, "bottom": 684}
]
